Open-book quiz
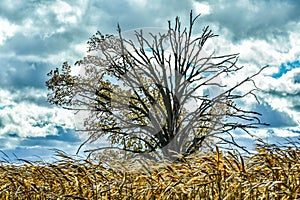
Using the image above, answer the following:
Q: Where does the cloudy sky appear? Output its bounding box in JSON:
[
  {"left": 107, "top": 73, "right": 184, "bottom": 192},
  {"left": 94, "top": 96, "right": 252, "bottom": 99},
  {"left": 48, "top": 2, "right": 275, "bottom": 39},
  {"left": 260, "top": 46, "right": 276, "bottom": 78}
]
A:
[{"left": 1, "top": 0, "right": 300, "bottom": 162}]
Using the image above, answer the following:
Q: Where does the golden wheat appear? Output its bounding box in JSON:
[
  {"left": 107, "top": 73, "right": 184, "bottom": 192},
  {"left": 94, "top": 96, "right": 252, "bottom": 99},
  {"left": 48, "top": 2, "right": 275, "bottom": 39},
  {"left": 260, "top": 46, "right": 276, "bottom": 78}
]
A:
[{"left": 1, "top": 143, "right": 299, "bottom": 199}]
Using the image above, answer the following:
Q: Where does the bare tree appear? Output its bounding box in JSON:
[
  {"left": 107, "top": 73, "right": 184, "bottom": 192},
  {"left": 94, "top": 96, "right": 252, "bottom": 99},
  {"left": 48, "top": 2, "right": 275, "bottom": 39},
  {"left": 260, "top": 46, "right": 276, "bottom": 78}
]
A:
[{"left": 46, "top": 11, "right": 267, "bottom": 161}]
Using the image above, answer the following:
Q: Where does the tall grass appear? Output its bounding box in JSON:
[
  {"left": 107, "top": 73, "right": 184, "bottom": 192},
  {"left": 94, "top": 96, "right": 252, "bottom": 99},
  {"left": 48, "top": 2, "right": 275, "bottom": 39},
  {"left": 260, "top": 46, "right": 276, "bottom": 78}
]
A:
[{"left": 1, "top": 141, "right": 300, "bottom": 199}]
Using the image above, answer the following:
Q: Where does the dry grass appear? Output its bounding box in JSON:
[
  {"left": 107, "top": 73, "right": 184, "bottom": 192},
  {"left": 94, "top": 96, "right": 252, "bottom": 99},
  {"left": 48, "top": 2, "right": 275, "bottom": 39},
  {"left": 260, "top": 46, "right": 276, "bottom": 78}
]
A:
[{"left": 1, "top": 141, "right": 300, "bottom": 199}]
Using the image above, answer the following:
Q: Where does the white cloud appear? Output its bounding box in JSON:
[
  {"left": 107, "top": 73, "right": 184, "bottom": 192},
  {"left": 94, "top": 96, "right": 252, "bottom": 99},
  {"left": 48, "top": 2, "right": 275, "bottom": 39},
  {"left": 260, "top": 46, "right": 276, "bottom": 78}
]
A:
[
  {"left": 253, "top": 128, "right": 300, "bottom": 139},
  {"left": 193, "top": 1, "right": 210, "bottom": 15},
  {"left": 0, "top": 88, "right": 75, "bottom": 141},
  {"left": 0, "top": 17, "right": 19, "bottom": 45},
  {"left": 21, "top": 18, "right": 46, "bottom": 38},
  {"left": 127, "top": 0, "right": 147, "bottom": 8},
  {"left": 50, "top": 0, "right": 85, "bottom": 25},
  {"left": 254, "top": 67, "right": 300, "bottom": 124},
  {"left": 205, "top": 20, "right": 300, "bottom": 68},
  {"left": 261, "top": 68, "right": 300, "bottom": 94},
  {"left": 202, "top": 20, "right": 300, "bottom": 107},
  {"left": 0, "top": 1, "right": 88, "bottom": 41},
  {"left": 0, "top": 103, "right": 58, "bottom": 137},
  {"left": 0, "top": 89, "right": 14, "bottom": 105},
  {"left": 274, "top": 129, "right": 300, "bottom": 137}
]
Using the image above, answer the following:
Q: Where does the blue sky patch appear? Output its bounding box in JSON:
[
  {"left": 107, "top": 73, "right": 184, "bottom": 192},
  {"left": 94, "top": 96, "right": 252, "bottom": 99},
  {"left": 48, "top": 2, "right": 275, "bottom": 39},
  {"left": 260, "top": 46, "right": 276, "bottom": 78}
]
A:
[{"left": 272, "top": 60, "right": 300, "bottom": 79}]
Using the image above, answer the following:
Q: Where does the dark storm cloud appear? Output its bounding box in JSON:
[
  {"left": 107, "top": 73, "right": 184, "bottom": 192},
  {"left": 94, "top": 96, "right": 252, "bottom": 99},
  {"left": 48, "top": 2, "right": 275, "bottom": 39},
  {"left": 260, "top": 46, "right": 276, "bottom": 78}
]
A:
[
  {"left": 85, "top": 0, "right": 195, "bottom": 32},
  {"left": 0, "top": 0, "right": 201, "bottom": 96},
  {"left": 2, "top": 32, "right": 74, "bottom": 56},
  {"left": 0, "top": 59, "right": 50, "bottom": 89},
  {"left": 0, "top": 0, "right": 38, "bottom": 23},
  {"left": 265, "top": 90, "right": 300, "bottom": 98},
  {"left": 0, "top": 0, "right": 196, "bottom": 91},
  {"left": 202, "top": 0, "right": 300, "bottom": 40},
  {"left": 293, "top": 71, "right": 300, "bottom": 84},
  {"left": 13, "top": 92, "right": 49, "bottom": 107},
  {"left": 254, "top": 102, "right": 298, "bottom": 127},
  {"left": 19, "top": 127, "right": 80, "bottom": 147},
  {"left": 0, "top": 0, "right": 74, "bottom": 25},
  {"left": 0, "top": 118, "right": 4, "bottom": 129},
  {"left": 292, "top": 105, "right": 300, "bottom": 112},
  {"left": 0, "top": 1, "right": 88, "bottom": 92}
]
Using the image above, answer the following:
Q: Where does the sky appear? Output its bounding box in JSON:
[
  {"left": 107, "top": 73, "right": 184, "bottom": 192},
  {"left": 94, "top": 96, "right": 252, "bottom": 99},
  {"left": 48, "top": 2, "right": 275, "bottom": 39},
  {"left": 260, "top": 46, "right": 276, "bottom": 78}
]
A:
[{"left": 0, "top": 0, "right": 300, "bottom": 162}]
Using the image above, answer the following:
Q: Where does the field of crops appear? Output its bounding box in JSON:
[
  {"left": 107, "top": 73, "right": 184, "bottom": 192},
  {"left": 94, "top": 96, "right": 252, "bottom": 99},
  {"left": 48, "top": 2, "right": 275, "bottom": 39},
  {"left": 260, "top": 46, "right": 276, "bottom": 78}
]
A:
[{"left": 1, "top": 141, "right": 300, "bottom": 199}]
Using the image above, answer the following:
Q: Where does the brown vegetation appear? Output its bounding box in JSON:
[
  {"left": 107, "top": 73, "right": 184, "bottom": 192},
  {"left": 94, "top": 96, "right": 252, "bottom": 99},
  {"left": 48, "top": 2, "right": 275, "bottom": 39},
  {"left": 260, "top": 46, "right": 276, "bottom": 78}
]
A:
[{"left": 1, "top": 141, "right": 299, "bottom": 199}]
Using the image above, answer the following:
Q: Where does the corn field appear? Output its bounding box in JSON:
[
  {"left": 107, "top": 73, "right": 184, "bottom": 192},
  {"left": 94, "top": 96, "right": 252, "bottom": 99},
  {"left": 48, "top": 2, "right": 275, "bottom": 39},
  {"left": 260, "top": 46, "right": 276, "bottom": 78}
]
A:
[{"left": 1, "top": 141, "right": 300, "bottom": 199}]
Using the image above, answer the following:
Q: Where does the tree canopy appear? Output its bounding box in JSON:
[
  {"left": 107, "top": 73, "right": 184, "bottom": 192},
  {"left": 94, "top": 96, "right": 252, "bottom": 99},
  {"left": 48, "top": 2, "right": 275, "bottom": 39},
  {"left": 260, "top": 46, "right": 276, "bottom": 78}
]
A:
[{"left": 46, "top": 11, "right": 267, "bottom": 161}]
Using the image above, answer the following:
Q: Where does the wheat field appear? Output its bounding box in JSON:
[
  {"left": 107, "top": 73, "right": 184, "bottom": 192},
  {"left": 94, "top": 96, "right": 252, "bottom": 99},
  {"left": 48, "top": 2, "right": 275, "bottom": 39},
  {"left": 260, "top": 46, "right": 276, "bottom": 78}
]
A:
[{"left": 1, "top": 141, "right": 300, "bottom": 199}]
